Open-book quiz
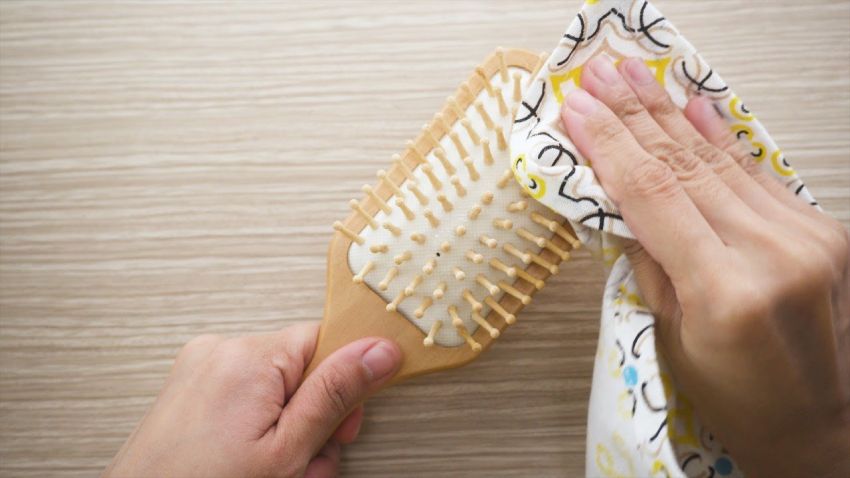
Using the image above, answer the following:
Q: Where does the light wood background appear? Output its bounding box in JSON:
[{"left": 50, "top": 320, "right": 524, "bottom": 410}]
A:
[{"left": 1, "top": 1, "right": 847, "bottom": 476}]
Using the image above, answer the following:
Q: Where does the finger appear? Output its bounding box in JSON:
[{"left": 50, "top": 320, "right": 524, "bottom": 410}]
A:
[
  {"left": 683, "top": 95, "right": 821, "bottom": 219},
  {"left": 581, "top": 56, "right": 764, "bottom": 240},
  {"left": 617, "top": 59, "right": 796, "bottom": 219},
  {"left": 277, "top": 338, "right": 401, "bottom": 461},
  {"left": 303, "top": 440, "right": 340, "bottom": 478},
  {"left": 332, "top": 405, "right": 364, "bottom": 444},
  {"left": 245, "top": 322, "right": 321, "bottom": 403},
  {"left": 561, "top": 88, "right": 725, "bottom": 283},
  {"left": 172, "top": 334, "right": 225, "bottom": 378}
]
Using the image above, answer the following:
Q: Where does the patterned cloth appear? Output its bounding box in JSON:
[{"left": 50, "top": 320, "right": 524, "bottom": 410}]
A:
[{"left": 509, "top": 1, "right": 815, "bottom": 476}]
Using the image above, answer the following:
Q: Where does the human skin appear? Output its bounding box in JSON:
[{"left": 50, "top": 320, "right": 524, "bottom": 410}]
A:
[
  {"left": 105, "top": 55, "right": 849, "bottom": 478},
  {"left": 103, "top": 324, "right": 402, "bottom": 478},
  {"left": 562, "top": 55, "right": 850, "bottom": 477}
]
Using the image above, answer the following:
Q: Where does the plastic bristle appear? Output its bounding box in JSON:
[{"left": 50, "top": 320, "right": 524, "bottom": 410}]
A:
[{"left": 350, "top": 199, "right": 378, "bottom": 229}]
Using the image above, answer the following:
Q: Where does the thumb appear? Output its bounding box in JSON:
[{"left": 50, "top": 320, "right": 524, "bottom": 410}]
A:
[{"left": 277, "top": 337, "right": 402, "bottom": 458}]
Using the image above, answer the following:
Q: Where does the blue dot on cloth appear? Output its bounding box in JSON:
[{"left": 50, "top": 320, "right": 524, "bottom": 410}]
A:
[
  {"left": 715, "top": 457, "right": 733, "bottom": 475},
  {"left": 623, "top": 365, "right": 638, "bottom": 388}
]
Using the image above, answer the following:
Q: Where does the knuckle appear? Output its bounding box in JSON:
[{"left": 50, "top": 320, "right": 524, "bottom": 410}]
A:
[
  {"left": 587, "top": 115, "right": 625, "bottom": 144},
  {"left": 178, "top": 334, "right": 223, "bottom": 360},
  {"left": 611, "top": 94, "right": 646, "bottom": 122},
  {"left": 624, "top": 158, "right": 679, "bottom": 200},
  {"left": 691, "top": 142, "right": 728, "bottom": 167},
  {"left": 645, "top": 94, "right": 678, "bottom": 119},
  {"left": 318, "top": 366, "right": 357, "bottom": 416},
  {"left": 656, "top": 146, "right": 704, "bottom": 179}
]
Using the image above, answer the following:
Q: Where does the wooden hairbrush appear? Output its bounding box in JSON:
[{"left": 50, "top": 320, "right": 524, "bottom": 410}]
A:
[{"left": 306, "top": 48, "right": 581, "bottom": 384}]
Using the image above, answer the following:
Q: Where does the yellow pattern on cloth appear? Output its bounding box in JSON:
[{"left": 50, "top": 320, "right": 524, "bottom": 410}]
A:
[{"left": 509, "top": 1, "right": 816, "bottom": 476}]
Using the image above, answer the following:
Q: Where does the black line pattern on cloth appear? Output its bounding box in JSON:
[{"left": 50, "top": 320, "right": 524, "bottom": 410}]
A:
[
  {"left": 558, "top": 168, "right": 624, "bottom": 230},
  {"left": 641, "top": 381, "right": 667, "bottom": 412},
  {"left": 682, "top": 454, "right": 716, "bottom": 477},
  {"left": 631, "top": 324, "right": 653, "bottom": 359},
  {"left": 681, "top": 61, "right": 729, "bottom": 93},
  {"left": 530, "top": 131, "right": 578, "bottom": 166},
  {"left": 556, "top": 14, "right": 586, "bottom": 67},
  {"left": 649, "top": 418, "right": 667, "bottom": 441},
  {"left": 637, "top": 0, "right": 669, "bottom": 48},
  {"left": 515, "top": 82, "right": 546, "bottom": 125},
  {"left": 615, "top": 339, "right": 626, "bottom": 366}
]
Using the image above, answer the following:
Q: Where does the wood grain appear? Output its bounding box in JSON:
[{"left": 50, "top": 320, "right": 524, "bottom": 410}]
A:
[{"left": 0, "top": 1, "right": 847, "bottom": 476}]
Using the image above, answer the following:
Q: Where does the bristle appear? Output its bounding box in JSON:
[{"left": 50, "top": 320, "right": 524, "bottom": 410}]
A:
[
  {"left": 394, "top": 250, "right": 412, "bottom": 265},
  {"left": 384, "top": 222, "right": 402, "bottom": 237},
  {"left": 468, "top": 204, "right": 482, "bottom": 220},
  {"left": 393, "top": 153, "right": 416, "bottom": 181},
  {"left": 378, "top": 267, "right": 399, "bottom": 291},
  {"left": 475, "top": 273, "right": 500, "bottom": 295},
  {"left": 479, "top": 234, "right": 497, "bottom": 248},
  {"left": 503, "top": 243, "right": 532, "bottom": 264},
  {"left": 461, "top": 118, "right": 481, "bottom": 145},
  {"left": 465, "top": 249, "right": 484, "bottom": 264},
  {"left": 482, "top": 139, "right": 495, "bottom": 165},
  {"left": 407, "top": 140, "right": 427, "bottom": 164},
  {"left": 475, "top": 100, "right": 495, "bottom": 129},
  {"left": 485, "top": 296, "right": 516, "bottom": 324},
  {"left": 481, "top": 191, "right": 494, "bottom": 205},
  {"left": 333, "top": 221, "right": 364, "bottom": 245},
  {"left": 386, "top": 290, "right": 406, "bottom": 312},
  {"left": 448, "top": 96, "right": 466, "bottom": 119},
  {"left": 395, "top": 198, "right": 415, "bottom": 220},
  {"left": 528, "top": 250, "right": 559, "bottom": 274},
  {"left": 543, "top": 239, "right": 570, "bottom": 261},
  {"left": 350, "top": 199, "right": 378, "bottom": 229},
  {"left": 455, "top": 324, "right": 482, "bottom": 352},
  {"left": 440, "top": 241, "right": 451, "bottom": 253},
  {"left": 450, "top": 131, "right": 468, "bottom": 158},
  {"left": 472, "top": 311, "right": 500, "bottom": 338},
  {"left": 415, "top": 297, "right": 434, "bottom": 318},
  {"left": 434, "top": 112, "right": 452, "bottom": 132},
  {"left": 496, "top": 47, "right": 509, "bottom": 82},
  {"left": 433, "top": 282, "right": 447, "bottom": 299},
  {"left": 370, "top": 244, "right": 389, "bottom": 254},
  {"left": 422, "top": 258, "right": 436, "bottom": 275},
  {"left": 462, "top": 289, "right": 484, "bottom": 312},
  {"left": 512, "top": 72, "right": 522, "bottom": 102},
  {"left": 494, "top": 88, "right": 509, "bottom": 116},
  {"left": 495, "top": 125, "right": 508, "bottom": 151},
  {"left": 422, "top": 124, "right": 441, "bottom": 148},
  {"left": 436, "top": 194, "right": 453, "bottom": 212},
  {"left": 434, "top": 148, "right": 456, "bottom": 175},
  {"left": 507, "top": 200, "right": 528, "bottom": 212},
  {"left": 489, "top": 258, "right": 517, "bottom": 278},
  {"left": 407, "top": 183, "right": 429, "bottom": 205},
  {"left": 475, "top": 67, "right": 496, "bottom": 97},
  {"left": 423, "top": 208, "right": 440, "bottom": 228},
  {"left": 463, "top": 157, "right": 480, "bottom": 181},
  {"left": 531, "top": 212, "right": 581, "bottom": 248},
  {"left": 497, "top": 170, "right": 513, "bottom": 188},
  {"left": 362, "top": 185, "right": 391, "bottom": 214},
  {"left": 377, "top": 170, "right": 404, "bottom": 197},
  {"left": 460, "top": 82, "right": 473, "bottom": 98},
  {"left": 499, "top": 281, "right": 532, "bottom": 305},
  {"left": 450, "top": 175, "right": 467, "bottom": 196},
  {"left": 517, "top": 227, "right": 546, "bottom": 247},
  {"left": 422, "top": 164, "right": 443, "bottom": 190},
  {"left": 493, "top": 218, "right": 513, "bottom": 230},
  {"left": 410, "top": 232, "right": 426, "bottom": 244},
  {"left": 352, "top": 260, "right": 374, "bottom": 284},
  {"left": 404, "top": 274, "right": 423, "bottom": 296},
  {"left": 515, "top": 268, "right": 545, "bottom": 290},
  {"left": 423, "top": 319, "right": 442, "bottom": 346},
  {"left": 455, "top": 225, "right": 467, "bottom": 236},
  {"left": 453, "top": 267, "right": 466, "bottom": 281},
  {"left": 448, "top": 305, "right": 464, "bottom": 327}
]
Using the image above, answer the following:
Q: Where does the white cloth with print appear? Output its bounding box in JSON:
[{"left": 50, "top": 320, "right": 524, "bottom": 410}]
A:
[{"left": 509, "top": 1, "right": 816, "bottom": 476}]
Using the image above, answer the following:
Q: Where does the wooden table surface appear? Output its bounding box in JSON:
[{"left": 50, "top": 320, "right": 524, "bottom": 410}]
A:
[{"left": 1, "top": 1, "right": 848, "bottom": 476}]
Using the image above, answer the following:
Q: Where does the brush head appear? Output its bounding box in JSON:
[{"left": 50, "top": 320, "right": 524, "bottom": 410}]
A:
[{"left": 310, "top": 48, "right": 579, "bottom": 383}]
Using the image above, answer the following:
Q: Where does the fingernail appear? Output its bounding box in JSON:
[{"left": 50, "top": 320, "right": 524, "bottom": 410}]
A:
[
  {"left": 566, "top": 89, "right": 598, "bottom": 116},
  {"left": 589, "top": 56, "right": 620, "bottom": 85},
  {"left": 361, "top": 340, "right": 397, "bottom": 381},
  {"left": 624, "top": 58, "right": 654, "bottom": 85}
]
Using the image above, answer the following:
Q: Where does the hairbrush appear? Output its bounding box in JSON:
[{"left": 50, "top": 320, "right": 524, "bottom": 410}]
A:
[{"left": 306, "top": 48, "right": 581, "bottom": 384}]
